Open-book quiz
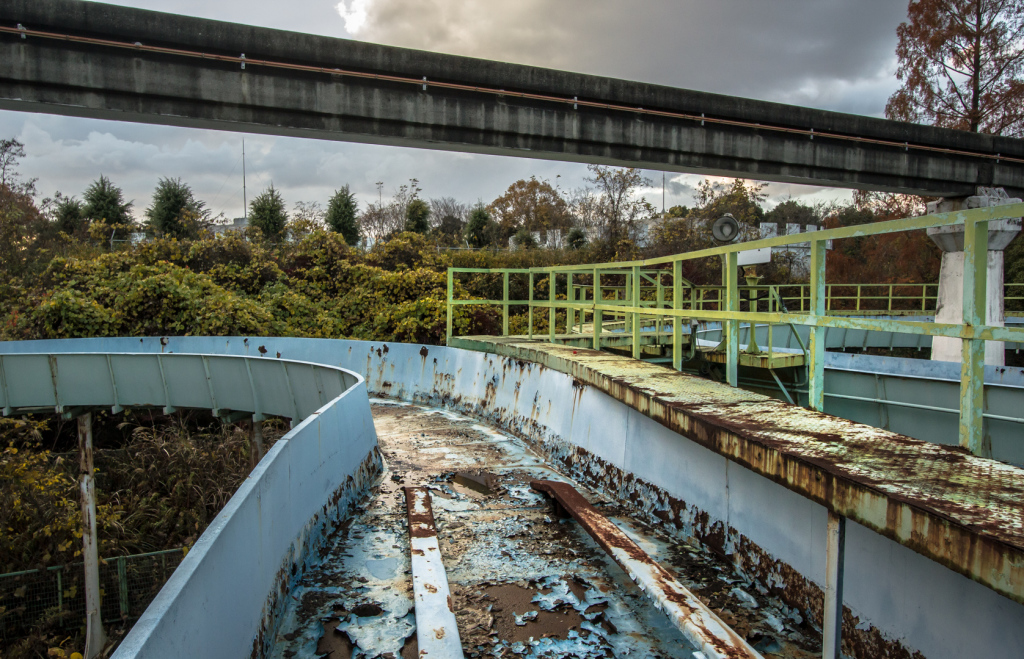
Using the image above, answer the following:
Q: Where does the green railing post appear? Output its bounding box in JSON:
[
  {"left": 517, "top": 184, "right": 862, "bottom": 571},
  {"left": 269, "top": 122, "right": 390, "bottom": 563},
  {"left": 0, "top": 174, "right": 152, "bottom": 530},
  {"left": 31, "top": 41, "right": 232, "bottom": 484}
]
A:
[
  {"left": 567, "top": 275, "right": 575, "bottom": 333},
  {"left": 960, "top": 216, "right": 989, "bottom": 456},
  {"left": 502, "top": 271, "right": 509, "bottom": 336},
  {"left": 528, "top": 272, "right": 534, "bottom": 339},
  {"left": 583, "top": 285, "right": 588, "bottom": 334},
  {"left": 118, "top": 556, "right": 129, "bottom": 618},
  {"left": 724, "top": 253, "right": 739, "bottom": 386},
  {"left": 446, "top": 269, "right": 453, "bottom": 341},
  {"left": 592, "top": 268, "right": 602, "bottom": 350},
  {"left": 632, "top": 265, "right": 641, "bottom": 359},
  {"left": 549, "top": 271, "right": 556, "bottom": 342},
  {"left": 56, "top": 567, "right": 63, "bottom": 619},
  {"left": 673, "top": 261, "right": 683, "bottom": 371},
  {"left": 624, "top": 273, "right": 633, "bottom": 334},
  {"left": 808, "top": 239, "right": 827, "bottom": 411},
  {"left": 656, "top": 272, "right": 665, "bottom": 348}
]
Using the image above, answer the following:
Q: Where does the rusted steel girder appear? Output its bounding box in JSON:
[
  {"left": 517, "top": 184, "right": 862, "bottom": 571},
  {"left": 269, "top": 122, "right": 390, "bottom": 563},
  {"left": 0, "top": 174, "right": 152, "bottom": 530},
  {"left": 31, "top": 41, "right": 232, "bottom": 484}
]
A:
[
  {"left": 531, "top": 480, "right": 763, "bottom": 659},
  {"left": 404, "top": 487, "right": 465, "bottom": 658}
]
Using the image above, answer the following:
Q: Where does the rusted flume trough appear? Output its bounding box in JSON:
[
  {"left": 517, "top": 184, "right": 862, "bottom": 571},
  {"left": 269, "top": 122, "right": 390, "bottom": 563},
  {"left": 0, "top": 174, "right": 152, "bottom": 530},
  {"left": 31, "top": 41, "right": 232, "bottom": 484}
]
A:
[{"left": 5, "top": 336, "right": 1022, "bottom": 658}]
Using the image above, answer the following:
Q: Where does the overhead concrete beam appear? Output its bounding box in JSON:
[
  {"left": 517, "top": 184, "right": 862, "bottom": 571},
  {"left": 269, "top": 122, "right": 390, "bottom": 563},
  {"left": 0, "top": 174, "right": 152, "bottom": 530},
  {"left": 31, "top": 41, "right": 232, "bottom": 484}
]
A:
[{"left": 2, "top": 0, "right": 1024, "bottom": 197}]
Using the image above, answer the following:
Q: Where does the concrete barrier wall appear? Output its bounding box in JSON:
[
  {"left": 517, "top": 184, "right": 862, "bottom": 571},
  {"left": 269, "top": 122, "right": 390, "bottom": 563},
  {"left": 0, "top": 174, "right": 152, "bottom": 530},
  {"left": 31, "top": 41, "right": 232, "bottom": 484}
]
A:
[
  {"left": 116, "top": 386, "right": 379, "bottom": 659},
  {"left": 0, "top": 343, "right": 380, "bottom": 659},
  {"left": 3, "top": 337, "right": 1022, "bottom": 658}
]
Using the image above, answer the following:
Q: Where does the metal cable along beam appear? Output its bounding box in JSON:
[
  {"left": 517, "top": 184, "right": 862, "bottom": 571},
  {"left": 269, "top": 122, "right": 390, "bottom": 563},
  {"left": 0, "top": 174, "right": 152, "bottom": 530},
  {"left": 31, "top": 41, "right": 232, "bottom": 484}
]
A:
[
  {"left": 0, "top": 22, "right": 1020, "bottom": 169},
  {"left": 446, "top": 202, "right": 1024, "bottom": 457},
  {"left": 0, "top": 351, "right": 360, "bottom": 659}
]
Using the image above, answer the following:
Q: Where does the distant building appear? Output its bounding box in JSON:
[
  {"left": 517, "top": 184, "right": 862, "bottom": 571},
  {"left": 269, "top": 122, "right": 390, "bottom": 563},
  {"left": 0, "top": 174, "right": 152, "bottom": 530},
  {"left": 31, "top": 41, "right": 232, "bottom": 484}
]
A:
[
  {"left": 212, "top": 217, "right": 248, "bottom": 235},
  {"left": 508, "top": 229, "right": 566, "bottom": 250},
  {"left": 758, "top": 222, "right": 831, "bottom": 274}
]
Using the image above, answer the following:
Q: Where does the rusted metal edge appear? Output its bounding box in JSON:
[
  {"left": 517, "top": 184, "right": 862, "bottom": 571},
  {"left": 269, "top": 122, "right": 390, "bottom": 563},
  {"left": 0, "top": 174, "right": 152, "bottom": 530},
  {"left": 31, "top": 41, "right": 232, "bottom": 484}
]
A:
[
  {"left": 530, "top": 480, "right": 762, "bottom": 659},
  {"left": 403, "top": 487, "right": 465, "bottom": 658},
  {"left": 462, "top": 337, "right": 1024, "bottom": 606}
]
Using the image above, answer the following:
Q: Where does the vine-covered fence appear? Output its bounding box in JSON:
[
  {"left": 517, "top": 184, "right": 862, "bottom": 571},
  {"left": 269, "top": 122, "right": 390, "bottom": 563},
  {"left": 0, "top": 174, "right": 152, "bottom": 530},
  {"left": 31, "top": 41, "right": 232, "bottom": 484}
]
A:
[{"left": 0, "top": 548, "right": 186, "bottom": 639}]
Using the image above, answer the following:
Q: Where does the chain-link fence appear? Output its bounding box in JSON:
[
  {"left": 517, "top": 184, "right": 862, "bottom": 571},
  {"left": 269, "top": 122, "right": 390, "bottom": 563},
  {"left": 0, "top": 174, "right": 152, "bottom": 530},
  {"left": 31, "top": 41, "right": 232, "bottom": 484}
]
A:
[{"left": 0, "top": 548, "right": 186, "bottom": 640}]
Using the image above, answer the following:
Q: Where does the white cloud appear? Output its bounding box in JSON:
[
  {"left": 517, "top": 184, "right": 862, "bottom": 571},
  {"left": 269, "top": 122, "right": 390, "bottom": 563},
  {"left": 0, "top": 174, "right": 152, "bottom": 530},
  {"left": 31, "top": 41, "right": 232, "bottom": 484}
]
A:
[{"left": 335, "top": 0, "right": 371, "bottom": 34}]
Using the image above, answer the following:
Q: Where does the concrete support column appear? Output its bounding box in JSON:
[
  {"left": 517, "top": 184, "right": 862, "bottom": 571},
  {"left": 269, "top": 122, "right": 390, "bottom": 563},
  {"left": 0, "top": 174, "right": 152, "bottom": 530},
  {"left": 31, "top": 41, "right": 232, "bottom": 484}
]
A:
[
  {"left": 927, "top": 189, "right": 1021, "bottom": 366},
  {"left": 77, "top": 412, "right": 106, "bottom": 659}
]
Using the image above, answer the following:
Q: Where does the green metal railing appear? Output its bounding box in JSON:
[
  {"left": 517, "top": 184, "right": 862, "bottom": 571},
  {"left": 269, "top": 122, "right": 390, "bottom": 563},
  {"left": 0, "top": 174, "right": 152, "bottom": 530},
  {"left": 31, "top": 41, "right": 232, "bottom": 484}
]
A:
[
  {"left": 446, "top": 202, "right": 1024, "bottom": 457},
  {"left": 0, "top": 547, "right": 186, "bottom": 639}
]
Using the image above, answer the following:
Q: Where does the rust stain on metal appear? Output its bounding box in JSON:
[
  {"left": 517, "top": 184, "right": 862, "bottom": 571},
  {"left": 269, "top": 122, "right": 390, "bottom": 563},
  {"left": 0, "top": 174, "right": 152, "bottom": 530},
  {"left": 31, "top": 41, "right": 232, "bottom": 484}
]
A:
[
  {"left": 539, "top": 437, "right": 924, "bottom": 659},
  {"left": 404, "top": 486, "right": 438, "bottom": 539},
  {"left": 251, "top": 447, "right": 383, "bottom": 659},
  {"left": 531, "top": 479, "right": 762, "bottom": 659},
  {"left": 460, "top": 336, "right": 1024, "bottom": 607}
]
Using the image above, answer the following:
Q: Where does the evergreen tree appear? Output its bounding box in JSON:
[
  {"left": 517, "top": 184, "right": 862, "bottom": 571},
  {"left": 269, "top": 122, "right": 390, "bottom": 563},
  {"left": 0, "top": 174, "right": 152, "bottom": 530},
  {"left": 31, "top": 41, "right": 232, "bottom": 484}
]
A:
[
  {"left": 567, "top": 227, "right": 587, "bottom": 250},
  {"left": 53, "top": 195, "right": 84, "bottom": 235},
  {"left": 83, "top": 175, "right": 133, "bottom": 228},
  {"left": 405, "top": 198, "right": 431, "bottom": 234},
  {"left": 465, "top": 206, "right": 492, "bottom": 248},
  {"left": 249, "top": 185, "right": 288, "bottom": 240},
  {"left": 326, "top": 186, "right": 360, "bottom": 245},
  {"left": 514, "top": 228, "right": 537, "bottom": 249},
  {"left": 145, "top": 177, "right": 208, "bottom": 238}
]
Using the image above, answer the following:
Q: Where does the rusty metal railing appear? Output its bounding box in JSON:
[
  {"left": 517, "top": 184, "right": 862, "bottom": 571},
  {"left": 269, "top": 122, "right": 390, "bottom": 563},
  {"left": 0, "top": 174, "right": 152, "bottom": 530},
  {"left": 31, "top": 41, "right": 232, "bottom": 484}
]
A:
[{"left": 447, "top": 203, "right": 1024, "bottom": 459}]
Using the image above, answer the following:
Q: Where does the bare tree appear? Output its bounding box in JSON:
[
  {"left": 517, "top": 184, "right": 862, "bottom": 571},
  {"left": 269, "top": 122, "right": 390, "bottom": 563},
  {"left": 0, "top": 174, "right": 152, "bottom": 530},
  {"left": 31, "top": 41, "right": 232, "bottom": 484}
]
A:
[
  {"left": 357, "top": 179, "right": 423, "bottom": 245},
  {"left": 566, "top": 186, "right": 604, "bottom": 230},
  {"left": 887, "top": 0, "right": 1024, "bottom": 136},
  {"left": 288, "top": 200, "right": 327, "bottom": 241},
  {"left": 0, "top": 139, "right": 37, "bottom": 197},
  {"left": 582, "top": 165, "right": 655, "bottom": 243},
  {"left": 358, "top": 202, "right": 395, "bottom": 246},
  {"left": 429, "top": 197, "right": 468, "bottom": 229},
  {"left": 430, "top": 196, "right": 468, "bottom": 246}
]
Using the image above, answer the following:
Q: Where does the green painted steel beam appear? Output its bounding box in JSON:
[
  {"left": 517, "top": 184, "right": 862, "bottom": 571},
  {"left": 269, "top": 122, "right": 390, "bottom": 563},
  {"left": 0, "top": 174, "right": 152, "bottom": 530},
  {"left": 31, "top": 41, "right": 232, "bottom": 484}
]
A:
[
  {"left": 529, "top": 203, "right": 1024, "bottom": 272},
  {"left": 724, "top": 253, "right": 739, "bottom": 387},
  {"left": 960, "top": 217, "right": 990, "bottom": 456},
  {"left": 632, "top": 266, "right": 641, "bottom": 359},
  {"left": 443, "top": 202, "right": 1024, "bottom": 458},
  {"left": 808, "top": 240, "right": 827, "bottom": 412}
]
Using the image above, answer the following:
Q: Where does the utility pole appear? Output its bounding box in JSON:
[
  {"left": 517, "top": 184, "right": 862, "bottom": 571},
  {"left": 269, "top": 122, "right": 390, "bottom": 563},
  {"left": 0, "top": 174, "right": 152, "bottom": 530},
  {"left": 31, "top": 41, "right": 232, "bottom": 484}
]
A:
[
  {"left": 662, "top": 172, "right": 666, "bottom": 214},
  {"left": 242, "top": 140, "right": 247, "bottom": 222},
  {"left": 376, "top": 180, "right": 383, "bottom": 207}
]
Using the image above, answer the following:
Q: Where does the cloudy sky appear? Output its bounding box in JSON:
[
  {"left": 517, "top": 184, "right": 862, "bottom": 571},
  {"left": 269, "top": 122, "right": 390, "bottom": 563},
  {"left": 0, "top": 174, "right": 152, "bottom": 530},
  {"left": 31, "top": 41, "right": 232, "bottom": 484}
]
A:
[{"left": 0, "top": 0, "right": 909, "bottom": 220}]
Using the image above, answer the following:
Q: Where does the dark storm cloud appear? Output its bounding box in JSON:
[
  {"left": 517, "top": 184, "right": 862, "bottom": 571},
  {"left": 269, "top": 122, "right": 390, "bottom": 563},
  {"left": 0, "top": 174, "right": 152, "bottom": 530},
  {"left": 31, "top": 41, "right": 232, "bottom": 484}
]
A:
[
  {"left": 341, "top": 0, "right": 905, "bottom": 114},
  {"left": 0, "top": 0, "right": 910, "bottom": 215}
]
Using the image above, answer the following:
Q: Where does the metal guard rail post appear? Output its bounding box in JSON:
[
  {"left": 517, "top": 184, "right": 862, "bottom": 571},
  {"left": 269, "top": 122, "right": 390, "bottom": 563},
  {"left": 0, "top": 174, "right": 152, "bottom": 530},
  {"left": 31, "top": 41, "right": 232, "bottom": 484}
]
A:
[{"left": 445, "top": 202, "right": 1024, "bottom": 456}]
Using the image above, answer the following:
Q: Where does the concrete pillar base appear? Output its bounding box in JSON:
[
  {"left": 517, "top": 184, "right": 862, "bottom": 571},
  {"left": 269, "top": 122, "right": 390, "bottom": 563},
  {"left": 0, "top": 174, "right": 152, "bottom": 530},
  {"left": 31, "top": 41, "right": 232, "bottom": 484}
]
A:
[
  {"left": 930, "top": 250, "right": 1007, "bottom": 365},
  {"left": 926, "top": 189, "right": 1021, "bottom": 367}
]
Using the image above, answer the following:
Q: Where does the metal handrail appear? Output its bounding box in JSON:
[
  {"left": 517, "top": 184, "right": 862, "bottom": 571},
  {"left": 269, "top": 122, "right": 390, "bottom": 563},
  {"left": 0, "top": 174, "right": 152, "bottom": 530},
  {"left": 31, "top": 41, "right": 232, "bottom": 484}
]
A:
[{"left": 446, "top": 202, "right": 1024, "bottom": 456}]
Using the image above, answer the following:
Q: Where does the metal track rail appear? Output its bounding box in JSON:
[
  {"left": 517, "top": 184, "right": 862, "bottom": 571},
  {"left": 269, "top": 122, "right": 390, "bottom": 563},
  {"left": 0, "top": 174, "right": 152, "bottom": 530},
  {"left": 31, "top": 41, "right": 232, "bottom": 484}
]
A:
[{"left": 404, "top": 487, "right": 464, "bottom": 658}]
